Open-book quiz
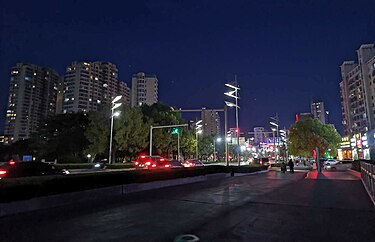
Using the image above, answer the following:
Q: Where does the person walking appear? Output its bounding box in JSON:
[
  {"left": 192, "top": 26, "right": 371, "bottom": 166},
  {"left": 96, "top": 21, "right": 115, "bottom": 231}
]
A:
[
  {"left": 281, "top": 161, "right": 286, "bottom": 173},
  {"left": 288, "top": 159, "right": 294, "bottom": 173}
]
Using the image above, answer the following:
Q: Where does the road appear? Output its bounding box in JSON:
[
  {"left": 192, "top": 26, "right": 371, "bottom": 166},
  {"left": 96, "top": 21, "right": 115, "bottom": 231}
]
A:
[{"left": 0, "top": 170, "right": 373, "bottom": 241}]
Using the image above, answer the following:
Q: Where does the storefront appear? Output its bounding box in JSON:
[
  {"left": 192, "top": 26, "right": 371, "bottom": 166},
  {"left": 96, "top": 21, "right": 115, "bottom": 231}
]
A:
[
  {"left": 339, "top": 133, "right": 371, "bottom": 161},
  {"left": 338, "top": 136, "right": 352, "bottom": 160}
]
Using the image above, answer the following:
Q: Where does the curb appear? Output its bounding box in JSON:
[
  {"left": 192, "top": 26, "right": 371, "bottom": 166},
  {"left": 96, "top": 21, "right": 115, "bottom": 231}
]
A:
[
  {"left": 0, "top": 173, "right": 230, "bottom": 217},
  {"left": 233, "top": 169, "right": 269, "bottom": 176}
]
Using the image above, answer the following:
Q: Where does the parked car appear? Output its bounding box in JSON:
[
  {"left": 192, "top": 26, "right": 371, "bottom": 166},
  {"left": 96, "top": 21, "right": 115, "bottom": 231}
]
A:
[
  {"left": 133, "top": 155, "right": 172, "bottom": 169},
  {"left": 181, "top": 159, "right": 204, "bottom": 168},
  {"left": 324, "top": 159, "right": 340, "bottom": 166},
  {"left": 0, "top": 161, "right": 69, "bottom": 179}
]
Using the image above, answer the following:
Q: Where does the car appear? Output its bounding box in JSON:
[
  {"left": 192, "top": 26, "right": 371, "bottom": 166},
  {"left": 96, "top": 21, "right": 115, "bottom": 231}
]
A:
[
  {"left": 181, "top": 159, "right": 204, "bottom": 168},
  {"left": 324, "top": 163, "right": 338, "bottom": 170},
  {"left": 0, "top": 161, "right": 69, "bottom": 179},
  {"left": 169, "top": 159, "right": 184, "bottom": 168},
  {"left": 324, "top": 159, "right": 340, "bottom": 166},
  {"left": 133, "top": 155, "right": 172, "bottom": 169}
]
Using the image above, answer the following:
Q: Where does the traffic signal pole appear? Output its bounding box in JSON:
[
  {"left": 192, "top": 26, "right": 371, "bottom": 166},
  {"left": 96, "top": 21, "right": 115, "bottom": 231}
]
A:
[{"left": 149, "top": 124, "right": 188, "bottom": 157}]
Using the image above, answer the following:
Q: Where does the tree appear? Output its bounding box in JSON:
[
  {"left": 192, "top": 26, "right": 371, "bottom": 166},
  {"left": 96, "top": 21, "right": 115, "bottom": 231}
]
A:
[
  {"left": 198, "top": 135, "right": 214, "bottom": 160},
  {"left": 142, "top": 103, "right": 183, "bottom": 156},
  {"left": 114, "top": 105, "right": 149, "bottom": 161},
  {"left": 288, "top": 119, "right": 341, "bottom": 157},
  {"left": 85, "top": 108, "right": 111, "bottom": 161},
  {"left": 180, "top": 130, "right": 197, "bottom": 159},
  {"left": 32, "top": 113, "right": 89, "bottom": 162}
]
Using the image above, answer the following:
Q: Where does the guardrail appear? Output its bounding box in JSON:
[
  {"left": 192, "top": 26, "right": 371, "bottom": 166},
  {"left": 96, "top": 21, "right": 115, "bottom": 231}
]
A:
[{"left": 360, "top": 161, "right": 375, "bottom": 204}]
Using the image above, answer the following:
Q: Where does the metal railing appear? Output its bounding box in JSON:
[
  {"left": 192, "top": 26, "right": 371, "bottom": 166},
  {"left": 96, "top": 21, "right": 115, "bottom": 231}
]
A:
[{"left": 360, "top": 161, "right": 375, "bottom": 204}]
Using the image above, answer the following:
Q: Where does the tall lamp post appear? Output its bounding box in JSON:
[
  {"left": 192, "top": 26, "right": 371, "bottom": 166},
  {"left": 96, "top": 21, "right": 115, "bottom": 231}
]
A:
[
  {"left": 195, "top": 120, "right": 203, "bottom": 159},
  {"left": 109, "top": 95, "right": 122, "bottom": 164},
  {"left": 280, "top": 129, "right": 287, "bottom": 161},
  {"left": 270, "top": 114, "right": 279, "bottom": 162},
  {"left": 225, "top": 82, "right": 240, "bottom": 166}
]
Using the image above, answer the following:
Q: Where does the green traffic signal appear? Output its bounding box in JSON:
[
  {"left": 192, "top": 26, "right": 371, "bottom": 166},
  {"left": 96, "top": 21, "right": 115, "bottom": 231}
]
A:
[{"left": 171, "top": 128, "right": 179, "bottom": 135}]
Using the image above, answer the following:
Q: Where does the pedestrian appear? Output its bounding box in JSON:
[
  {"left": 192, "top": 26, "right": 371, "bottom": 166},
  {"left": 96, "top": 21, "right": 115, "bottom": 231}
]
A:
[
  {"left": 288, "top": 159, "right": 294, "bottom": 173},
  {"left": 281, "top": 161, "right": 286, "bottom": 173}
]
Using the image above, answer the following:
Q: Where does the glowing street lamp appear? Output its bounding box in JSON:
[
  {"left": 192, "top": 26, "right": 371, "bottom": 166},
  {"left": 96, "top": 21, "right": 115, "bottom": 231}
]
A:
[
  {"left": 109, "top": 95, "right": 122, "bottom": 164},
  {"left": 225, "top": 81, "right": 240, "bottom": 166},
  {"left": 196, "top": 120, "right": 203, "bottom": 159}
]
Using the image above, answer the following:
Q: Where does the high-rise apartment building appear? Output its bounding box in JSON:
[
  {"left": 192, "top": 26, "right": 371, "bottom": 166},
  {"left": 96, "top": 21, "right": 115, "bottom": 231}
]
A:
[
  {"left": 131, "top": 72, "right": 158, "bottom": 107},
  {"left": 340, "top": 44, "right": 375, "bottom": 135},
  {"left": 201, "top": 109, "right": 220, "bottom": 136},
  {"left": 63, "top": 61, "right": 130, "bottom": 113},
  {"left": 4, "top": 63, "right": 59, "bottom": 143},
  {"left": 311, "top": 101, "right": 328, "bottom": 124},
  {"left": 118, "top": 81, "right": 131, "bottom": 105}
]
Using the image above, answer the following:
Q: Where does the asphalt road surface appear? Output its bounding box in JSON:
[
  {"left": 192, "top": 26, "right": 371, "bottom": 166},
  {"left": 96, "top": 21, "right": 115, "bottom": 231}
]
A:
[{"left": 0, "top": 170, "right": 373, "bottom": 242}]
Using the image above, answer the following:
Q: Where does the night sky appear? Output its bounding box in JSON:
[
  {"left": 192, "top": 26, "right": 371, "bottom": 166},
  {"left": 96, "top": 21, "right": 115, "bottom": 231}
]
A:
[{"left": 1, "top": 0, "right": 375, "bottom": 134}]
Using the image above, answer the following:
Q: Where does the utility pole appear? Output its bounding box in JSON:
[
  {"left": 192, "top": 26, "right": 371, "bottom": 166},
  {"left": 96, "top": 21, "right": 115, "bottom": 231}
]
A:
[{"left": 224, "top": 105, "right": 228, "bottom": 166}]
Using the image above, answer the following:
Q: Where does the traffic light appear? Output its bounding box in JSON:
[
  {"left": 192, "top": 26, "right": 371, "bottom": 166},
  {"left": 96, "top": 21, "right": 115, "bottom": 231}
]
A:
[{"left": 171, "top": 128, "right": 179, "bottom": 135}]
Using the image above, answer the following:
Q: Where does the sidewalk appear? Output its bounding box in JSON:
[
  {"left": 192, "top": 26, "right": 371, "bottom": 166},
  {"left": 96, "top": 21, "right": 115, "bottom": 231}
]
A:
[{"left": 190, "top": 170, "right": 375, "bottom": 241}]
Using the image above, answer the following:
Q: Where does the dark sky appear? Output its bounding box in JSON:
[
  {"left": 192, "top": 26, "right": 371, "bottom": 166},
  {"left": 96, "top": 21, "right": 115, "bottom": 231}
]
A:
[{"left": 1, "top": 0, "right": 375, "bottom": 134}]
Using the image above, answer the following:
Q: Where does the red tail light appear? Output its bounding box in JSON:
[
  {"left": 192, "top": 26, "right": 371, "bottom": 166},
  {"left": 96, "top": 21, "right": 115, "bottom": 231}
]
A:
[
  {"left": 164, "top": 164, "right": 171, "bottom": 168},
  {"left": 9, "top": 160, "right": 16, "bottom": 165},
  {"left": 151, "top": 164, "right": 157, "bottom": 167},
  {"left": 135, "top": 161, "right": 139, "bottom": 165},
  {"left": 140, "top": 155, "right": 146, "bottom": 158},
  {"left": 160, "top": 158, "right": 165, "bottom": 161},
  {"left": 145, "top": 162, "right": 151, "bottom": 166},
  {"left": 0, "top": 170, "right": 7, "bottom": 177}
]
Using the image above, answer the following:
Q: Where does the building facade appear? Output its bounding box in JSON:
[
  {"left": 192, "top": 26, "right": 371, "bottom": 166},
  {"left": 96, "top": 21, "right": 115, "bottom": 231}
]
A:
[
  {"left": 339, "top": 44, "right": 375, "bottom": 160},
  {"left": 201, "top": 109, "right": 220, "bottom": 136},
  {"left": 4, "top": 63, "right": 59, "bottom": 142},
  {"left": 62, "top": 61, "right": 130, "bottom": 113},
  {"left": 131, "top": 72, "right": 158, "bottom": 107},
  {"left": 311, "top": 101, "right": 328, "bottom": 124},
  {"left": 340, "top": 44, "right": 375, "bottom": 135}
]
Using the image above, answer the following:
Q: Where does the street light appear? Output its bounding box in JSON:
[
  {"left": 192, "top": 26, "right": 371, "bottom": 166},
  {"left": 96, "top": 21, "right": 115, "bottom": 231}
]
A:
[
  {"left": 109, "top": 95, "right": 122, "bottom": 164},
  {"left": 213, "top": 137, "right": 222, "bottom": 161},
  {"left": 271, "top": 128, "right": 276, "bottom": 160},
  {"left": 87, "top": 154, "right": 91, "bottom": 163},
  {"left": 196, "top": 120, "right": 203, "bottom": 159},
  {"left": 270, "top": 114, "right": 279, "bottom": 162},
  {"left": 225, "top": 81, "right": 240, "bottom": 166}
]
